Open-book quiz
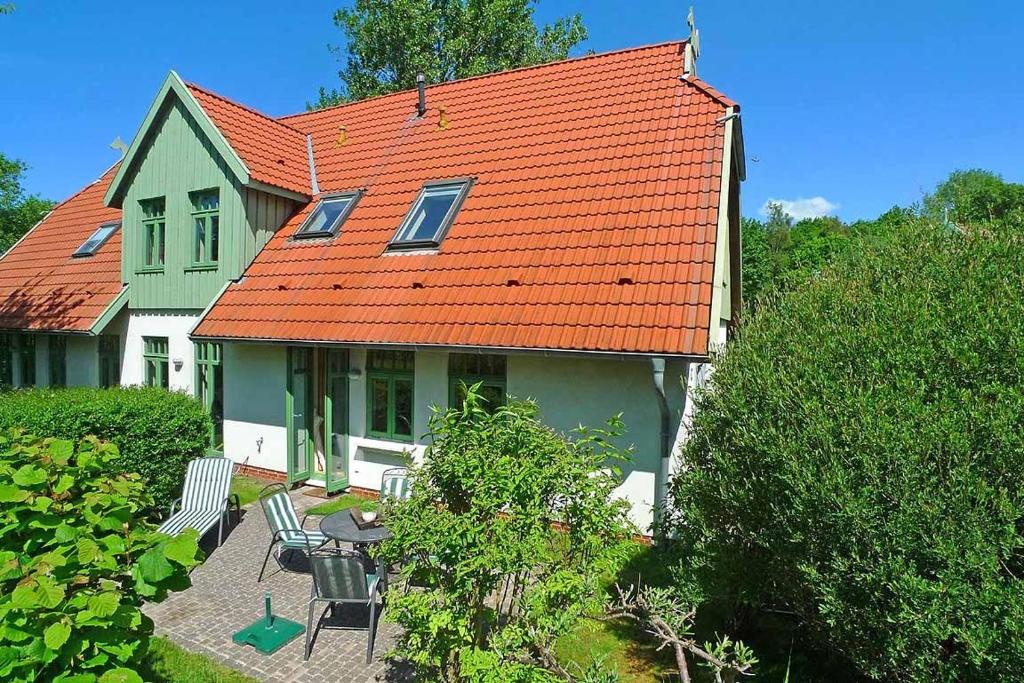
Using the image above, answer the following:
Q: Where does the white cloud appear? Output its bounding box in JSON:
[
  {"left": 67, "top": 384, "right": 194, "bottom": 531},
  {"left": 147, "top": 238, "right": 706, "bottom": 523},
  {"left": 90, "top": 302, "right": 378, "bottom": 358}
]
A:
[{"left": 760, "top": 196, "right": 839, "bottom": 220}]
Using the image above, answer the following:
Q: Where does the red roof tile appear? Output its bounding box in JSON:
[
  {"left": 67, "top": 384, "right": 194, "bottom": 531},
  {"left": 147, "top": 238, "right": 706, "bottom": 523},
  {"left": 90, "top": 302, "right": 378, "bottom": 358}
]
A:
[
  {"left": 194, "top": 41, "right": 738, "bottom": 356},
  {"left": 186, "top": 83, "right": 311, "bottom": 197},
  {"left": 0, "top": 165, "right": 124, "bottom": 332}
]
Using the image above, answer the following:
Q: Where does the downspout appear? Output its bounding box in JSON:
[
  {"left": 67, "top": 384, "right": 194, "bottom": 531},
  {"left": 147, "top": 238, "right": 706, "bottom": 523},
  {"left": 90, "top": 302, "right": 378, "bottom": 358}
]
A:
[{"left": 651, "top": 357, "right": 674, "bottom": 530}]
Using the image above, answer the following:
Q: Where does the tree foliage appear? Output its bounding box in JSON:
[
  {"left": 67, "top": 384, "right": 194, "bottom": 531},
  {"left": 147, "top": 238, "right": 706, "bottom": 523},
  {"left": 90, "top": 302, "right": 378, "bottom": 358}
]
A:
[
  {"left": 0, "top": 431, "right": 201, "bottom": 683},
  {"left": 0, "top": 152, "right": 53, "bottom": 255},
  {"left": 313, "top": 0, "right": 587, "bottom": 108},
  {"left": 923, "top": 168, "right": 1024, "bottom": 226},
  {"left": 669, "top": 211, "right": 1024, "bottom": 682},
  {"left": 379, "top": 386, "right": 634, "bottom": 681}
]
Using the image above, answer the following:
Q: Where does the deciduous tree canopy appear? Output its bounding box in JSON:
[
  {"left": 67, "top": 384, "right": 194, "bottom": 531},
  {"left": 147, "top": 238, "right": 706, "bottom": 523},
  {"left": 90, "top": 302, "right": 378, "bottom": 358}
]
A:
[{"left": 0, "top": 152, "right": 53, "bottom": 255}]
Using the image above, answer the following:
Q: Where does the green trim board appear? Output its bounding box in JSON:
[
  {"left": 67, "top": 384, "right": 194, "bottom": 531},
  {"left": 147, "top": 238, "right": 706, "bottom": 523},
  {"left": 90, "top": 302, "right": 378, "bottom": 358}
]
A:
[
  {"left": 105, "top": 71, "right": 250, "bottom": 209},
  {"left": 89, "top": 286, "right": 129, "bottom": 336},
  {"left": 366, "top": 350, "right": 414, "bottom": 442}
]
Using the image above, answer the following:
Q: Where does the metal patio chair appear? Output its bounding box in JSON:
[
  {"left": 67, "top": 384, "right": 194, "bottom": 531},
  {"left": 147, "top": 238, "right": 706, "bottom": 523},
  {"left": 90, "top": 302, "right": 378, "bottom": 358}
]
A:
[
  {"left": 380, "top": 467, "right": 411, "bottom": 502},
  {"left": 158, "top": 456, "right": 239, "bottom": 546},
  {"left": 304, "top": 547, "right": 383, "bottom": 664},
  {"left": 257, "top": 483, "right": 330, "bottom": 582}
]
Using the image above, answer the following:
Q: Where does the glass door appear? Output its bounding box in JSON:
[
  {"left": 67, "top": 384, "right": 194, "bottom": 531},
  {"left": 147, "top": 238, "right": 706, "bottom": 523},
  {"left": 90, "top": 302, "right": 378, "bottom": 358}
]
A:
[
  {"left": 324, "top": 349, "right": 349, "bottom": 493},
  {"left": 286, "top": 347, "right": 313, "bottom": 483}
]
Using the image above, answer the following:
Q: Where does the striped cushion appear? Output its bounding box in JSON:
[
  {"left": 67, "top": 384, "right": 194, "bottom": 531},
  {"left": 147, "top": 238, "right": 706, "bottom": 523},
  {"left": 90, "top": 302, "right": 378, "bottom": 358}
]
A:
[
  {"left": 180, "top": 457, "right": 233, "bottom": 511},
  {"left": 381, "top": 471, "right": 410, "bottom": 501},
  {"left": 262, "top": 489, "right": 316, "bottom": 543},
  {"left": 281, "top": 531, "right": 329, "bottom": 550},
  {"left": 158, "top": 509, "right": 222, "bottom": 537}
]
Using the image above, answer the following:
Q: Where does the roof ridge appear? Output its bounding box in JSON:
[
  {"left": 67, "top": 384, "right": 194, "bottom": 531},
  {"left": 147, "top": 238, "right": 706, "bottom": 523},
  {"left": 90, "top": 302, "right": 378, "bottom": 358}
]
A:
[
  {"left": 185, "top": 81, "right": 308, "bottom": 138},
  {"left": 278, "top": 39, "right": 688, "bottom": 122}
]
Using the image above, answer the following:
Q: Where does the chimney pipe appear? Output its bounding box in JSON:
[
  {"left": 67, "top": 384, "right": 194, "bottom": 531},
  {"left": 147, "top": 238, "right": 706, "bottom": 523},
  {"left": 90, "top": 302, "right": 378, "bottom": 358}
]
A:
[{"left": 416, "top": 73, "right": 427, "bottom": 117}]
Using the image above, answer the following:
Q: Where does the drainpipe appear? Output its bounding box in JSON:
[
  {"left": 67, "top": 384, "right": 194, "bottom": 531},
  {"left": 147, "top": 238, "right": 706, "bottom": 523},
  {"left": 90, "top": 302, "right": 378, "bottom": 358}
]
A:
[{"left": 650, "top": 357, "right": 675, "bottom": 530}]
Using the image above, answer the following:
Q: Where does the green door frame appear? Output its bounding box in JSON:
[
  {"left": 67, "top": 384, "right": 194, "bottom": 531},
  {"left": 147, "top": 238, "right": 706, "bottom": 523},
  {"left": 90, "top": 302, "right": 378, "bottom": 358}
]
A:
[
  {"left": 324, "top": 349, "right": 350, "bottom": 493},
  {"left": 286, "top": 346, "right": 313, "bottom": 484}
]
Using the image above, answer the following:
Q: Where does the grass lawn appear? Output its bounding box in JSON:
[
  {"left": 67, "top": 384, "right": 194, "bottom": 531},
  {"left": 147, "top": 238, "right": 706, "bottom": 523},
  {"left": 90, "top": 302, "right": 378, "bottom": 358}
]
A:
[
  {"left": 140, "top": 637, "right": 257, "bottom": 683},
  {"left": 305, "top": 493, "right": 377, "bottom": 516},
  {"left": 229, "top": 475, "right": 270, "bottom": 508}
]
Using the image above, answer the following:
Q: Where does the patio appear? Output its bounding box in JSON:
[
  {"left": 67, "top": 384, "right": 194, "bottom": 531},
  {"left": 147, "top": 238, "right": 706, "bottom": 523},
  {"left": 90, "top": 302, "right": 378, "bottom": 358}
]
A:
[{"left": 144, "top": 486, "right": 411, "bottom": 683}]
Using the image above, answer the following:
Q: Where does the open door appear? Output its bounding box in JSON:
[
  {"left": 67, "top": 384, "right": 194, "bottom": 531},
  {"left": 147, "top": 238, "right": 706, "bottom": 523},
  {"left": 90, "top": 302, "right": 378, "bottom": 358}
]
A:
[
  {"left": 323, "top": 349, "right": 349, "bottom": 492},
  {"left": 286, "top": 347, "right": 313, "bottom": 484}
]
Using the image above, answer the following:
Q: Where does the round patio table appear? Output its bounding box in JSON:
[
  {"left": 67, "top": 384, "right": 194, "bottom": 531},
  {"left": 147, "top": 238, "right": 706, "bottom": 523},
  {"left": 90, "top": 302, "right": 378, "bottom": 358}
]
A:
[{"left": 319, "top": 507, "right": 393, "bottom": 591}]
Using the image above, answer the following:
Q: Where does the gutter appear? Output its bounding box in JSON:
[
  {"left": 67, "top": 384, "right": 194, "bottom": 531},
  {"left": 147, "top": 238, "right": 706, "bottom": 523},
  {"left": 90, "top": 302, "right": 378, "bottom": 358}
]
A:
[{"left": 650, "top": 357, "right": 678, "bottom": 530}]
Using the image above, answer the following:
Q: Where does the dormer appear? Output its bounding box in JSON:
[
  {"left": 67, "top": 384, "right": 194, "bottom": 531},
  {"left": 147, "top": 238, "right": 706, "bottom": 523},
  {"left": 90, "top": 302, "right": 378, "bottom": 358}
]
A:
[{"left": 104, "top": 71, "right": 311, "bottom": 310}]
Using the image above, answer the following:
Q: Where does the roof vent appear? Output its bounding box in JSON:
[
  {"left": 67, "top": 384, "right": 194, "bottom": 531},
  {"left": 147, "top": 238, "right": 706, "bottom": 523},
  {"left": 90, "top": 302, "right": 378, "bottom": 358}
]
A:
[
  {"left": 332, "top": 283, "right": 342, "bottom": 290},
  {"left": 411, "top": 281, "right": 425, "bottom": 289},
  {"left": 506, "top": 278, "right": 521, "bottom": 287},
  {"left": 416, "top": 73, "right": 427, "bottom": 117},
  {"left": 277, "top": 284, "right": 288, "bottom": 291},
  {"left": 617, "top": 276, "right": 635, "bottom": 286}
]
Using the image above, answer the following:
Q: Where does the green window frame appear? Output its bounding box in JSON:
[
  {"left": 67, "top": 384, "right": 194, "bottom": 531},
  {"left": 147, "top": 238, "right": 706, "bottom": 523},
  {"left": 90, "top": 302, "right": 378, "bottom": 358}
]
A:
[
  {"left": 140, "top": 196, "right": 166, "bottom": 270},
  {"left": 17, "top": 334, "right": 35, "bottom": 387},
  {"left": 189, "top": 189, "right": 220, "bottom": 266},
  {"left": 194, "top": 342, "right": 224, "bottom": 453},
  {"left": 0, "top": 334, "right": 12, "bottom": 387},
  {"left": 143, "top": 336, "right": 169, "bottom": 389},
  {"left": 98, "top": 335, "right": 120, "bottom": 388},
  {"left": 448, "top": 353, "right": 507, "bottom": 412},
  {"left": 365, "top": 350, "right": 414, "bottom": 442},
  {"left": 48, "top": 336, "right": 67, "bottom": 387}
]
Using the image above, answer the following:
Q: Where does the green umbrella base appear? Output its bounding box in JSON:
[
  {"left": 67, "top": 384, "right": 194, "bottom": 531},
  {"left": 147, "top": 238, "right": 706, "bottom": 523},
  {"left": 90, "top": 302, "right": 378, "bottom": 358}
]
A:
[{"left": 232, "top": 592, "right": 304, "bottom": 655}]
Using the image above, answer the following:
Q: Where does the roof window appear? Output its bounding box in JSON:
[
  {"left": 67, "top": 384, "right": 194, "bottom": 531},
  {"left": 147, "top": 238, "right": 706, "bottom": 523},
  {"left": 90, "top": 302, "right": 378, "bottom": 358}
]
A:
[
  {"left": 388, "top": 179, "right": 472, "bottom": 251},
  {"left": 72, "top": 221, "right": 120, "bottom": 257},
  {"left": 294, "top": 191, "right": 361, "bottom": 239}
]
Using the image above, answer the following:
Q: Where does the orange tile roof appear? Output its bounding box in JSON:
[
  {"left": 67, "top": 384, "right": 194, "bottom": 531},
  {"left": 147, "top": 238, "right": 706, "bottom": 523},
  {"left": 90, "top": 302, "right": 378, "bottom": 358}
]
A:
[
  {"left": 186, "top": 83, "right": 311, "bottom": 197},
  {"left": 0, "top": 165, "right": 124, "bottom": 332},
  {"left": 193, "top": 41, "right": 738, "bottom": 356}
]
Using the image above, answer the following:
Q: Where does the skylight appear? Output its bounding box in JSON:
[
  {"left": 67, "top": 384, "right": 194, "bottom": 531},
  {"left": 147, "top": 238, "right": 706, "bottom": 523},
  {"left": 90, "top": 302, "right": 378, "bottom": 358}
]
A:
[
  {"left": 388, "top": 180, "right": 472, "bottom": 250},
  {"left": 72, "top": 221, "right": 119, "bottom": 257},
  {"left": 294, "top": 192, "right": 361, "bottom": 239}
]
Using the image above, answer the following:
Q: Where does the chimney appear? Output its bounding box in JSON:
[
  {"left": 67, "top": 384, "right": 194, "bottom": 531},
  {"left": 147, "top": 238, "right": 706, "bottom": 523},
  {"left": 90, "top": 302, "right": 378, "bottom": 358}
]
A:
[{"left": 416, "top": 73, "right": 427, "bottom": 117}]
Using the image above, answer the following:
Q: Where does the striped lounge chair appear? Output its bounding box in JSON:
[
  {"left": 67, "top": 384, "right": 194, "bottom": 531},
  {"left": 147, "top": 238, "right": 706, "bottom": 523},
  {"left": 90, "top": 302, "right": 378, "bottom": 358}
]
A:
[
  {"left": 257, "top": 483, "right": 330, "bottom": 582},
  {"left": 380, "top": 467, "right": 411, "bottom": 502},
  {"left": 157, "top": 456, "right": 240, "bottom": 547}
]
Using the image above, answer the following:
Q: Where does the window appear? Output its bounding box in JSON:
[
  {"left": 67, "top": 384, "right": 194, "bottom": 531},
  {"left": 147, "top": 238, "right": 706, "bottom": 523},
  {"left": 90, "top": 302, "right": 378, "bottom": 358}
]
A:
[
  {"left": 98, "top": 335, "right": 120, "bottom": 388},
  {"left": 17, "top": 334, "right": 35, "bottom": 387},
  {"left": 190, "top": 189, "right": 220, "bottom": 265},
  {"left": 195, "top": 342, "right": 224, "bottom": 452},
  {"left": 294, "top": 192, "right": 361, "bottom": 239},
  {"left": 73, "top": 222, "right": 119, "bottom": 257},
  {"left": 48, "top": 336, "right": 67, "bottom": 387},
  {"left": 143, "top": 337, "right": 169, "bottom": 389},
  {"left": 388, "top": 180, "right": 472, "bottom": 250},
  {"left": 140, "top": 197, "right": 166, "bottom": 269},
  {"left": 0, "top": 334, "right": 11, "bottom": 386},
  {"left": 449, "top": 353, "right": 507, "bottom": 412},
  {"left": 366, "top": 350, "right": 414, "bottom": 441}
]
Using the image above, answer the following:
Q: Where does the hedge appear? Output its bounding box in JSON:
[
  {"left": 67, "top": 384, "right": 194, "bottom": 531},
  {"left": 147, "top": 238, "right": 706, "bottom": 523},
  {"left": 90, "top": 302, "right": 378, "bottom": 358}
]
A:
[
  {"left": 668, "top": 214, "right": 1024, "bottom": 681},
  {"left": 0, "top": 387, "right": 211, "bottom": 514}
]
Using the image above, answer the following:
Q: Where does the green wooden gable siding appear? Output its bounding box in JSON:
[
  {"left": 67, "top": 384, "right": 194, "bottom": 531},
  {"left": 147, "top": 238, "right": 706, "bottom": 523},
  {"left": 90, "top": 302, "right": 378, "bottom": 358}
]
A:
[{"left": 120, "top": 96, "right": 297, "bottom": 310}]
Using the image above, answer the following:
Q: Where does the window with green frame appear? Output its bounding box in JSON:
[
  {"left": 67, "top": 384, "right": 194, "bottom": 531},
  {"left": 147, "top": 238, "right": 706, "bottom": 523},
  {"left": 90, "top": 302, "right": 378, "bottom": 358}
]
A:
[
  {"left": 140, "top": 197, "right": 166, "bottom": 269},
  {"left": 195, "top": 342, "right": 224, "bottom": 452},
  {"left": 48, "top": 336, "right": 67, "bottom": 387},
  {"left": 17, "top": 334, "right": 35, "bottom": 387},
  {"left": 0, "top": 334, "right": 12, "bottom": 386},
  {"left": 190, "top": 189, "right": 220, "bottom": 266},
  {"left": 366, "top": 350, "right": 414, "bottom": 441},
  {"left": 448, "top": 353, "right": 507, "bottom": 412},
  {"left": 98, "top": 335, "right": 120, "bottom": 388},
  {"left": 143, "top": 337, "right": 169, "bottom": 389}
]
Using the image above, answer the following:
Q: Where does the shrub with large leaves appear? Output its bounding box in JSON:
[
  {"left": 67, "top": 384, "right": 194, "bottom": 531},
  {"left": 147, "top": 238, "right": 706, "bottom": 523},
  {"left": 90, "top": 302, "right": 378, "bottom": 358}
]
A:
[{"left": 0, "top": 430, "right": 200, "bottom": 683}]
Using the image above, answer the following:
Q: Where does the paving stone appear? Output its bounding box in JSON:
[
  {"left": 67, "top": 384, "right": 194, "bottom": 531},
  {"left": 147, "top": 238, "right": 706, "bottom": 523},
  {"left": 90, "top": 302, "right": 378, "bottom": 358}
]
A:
[{"left": 144, "top": 489, "right": 413, "bottom": 682}]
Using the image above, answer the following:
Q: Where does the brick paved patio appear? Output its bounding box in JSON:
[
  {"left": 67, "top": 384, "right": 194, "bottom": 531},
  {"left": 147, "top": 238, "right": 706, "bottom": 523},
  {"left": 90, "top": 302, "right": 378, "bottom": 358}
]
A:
[{"left": 144, "top": 487, "right": 412, "bottom": 683}]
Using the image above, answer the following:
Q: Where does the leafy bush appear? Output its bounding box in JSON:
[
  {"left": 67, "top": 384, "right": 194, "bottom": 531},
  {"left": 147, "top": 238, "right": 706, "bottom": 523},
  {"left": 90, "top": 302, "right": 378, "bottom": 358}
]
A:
[
  {"left": 669, "top": 214, "right": 1024, "bottom": 681},
  {"left": 379, "top": 386, "right": 635, "bottom": 682},
  {"left": 0, "top": 430, "right": 201, "bottom": 683},
  {"left": 0, "top": 387, "right": 210, "bottom": 513}
]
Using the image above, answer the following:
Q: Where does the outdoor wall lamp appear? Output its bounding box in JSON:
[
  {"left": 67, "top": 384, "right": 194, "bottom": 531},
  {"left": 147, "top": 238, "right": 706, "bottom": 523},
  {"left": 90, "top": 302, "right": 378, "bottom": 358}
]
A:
[{"left": 173, "top": 357, "right": 184, "bottom": 371}]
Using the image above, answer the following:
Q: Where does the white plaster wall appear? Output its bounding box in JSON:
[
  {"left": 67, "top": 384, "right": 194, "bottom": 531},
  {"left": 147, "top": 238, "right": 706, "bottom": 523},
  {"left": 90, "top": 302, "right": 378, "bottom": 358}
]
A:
[
  {"left": 220, "top": 344, "right": 691, "bottom": 534},
  {"left": 121, "top": 311, "right": 201, "bottom": 391},
  {"left": 222, "top": 343, "right": 288, "bottom": 472}
]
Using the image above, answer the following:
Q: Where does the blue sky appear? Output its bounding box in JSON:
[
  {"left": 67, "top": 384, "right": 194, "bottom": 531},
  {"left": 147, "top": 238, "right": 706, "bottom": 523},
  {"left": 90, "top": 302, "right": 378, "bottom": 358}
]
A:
[{"left": 1, "top": 1, "right": 1021, "bottom": 221}]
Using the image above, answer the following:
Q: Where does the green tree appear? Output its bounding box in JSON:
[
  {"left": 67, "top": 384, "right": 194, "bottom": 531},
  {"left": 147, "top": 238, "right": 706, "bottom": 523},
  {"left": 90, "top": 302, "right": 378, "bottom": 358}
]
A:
[
  {"left": 313, "top": 0, "right": 587, "bottom": 108},
  {"left": 0, "top": 153, "right": 53, "bottom": 255},
  {"left": 924, "top": 168, "right": 1024, "bottom": 226},
  {"left": 379, "top": 386, "right": 633, "bottom": 681},
  {"left": 669, "top": 211, "right": 1024, "bottom": 682}
]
